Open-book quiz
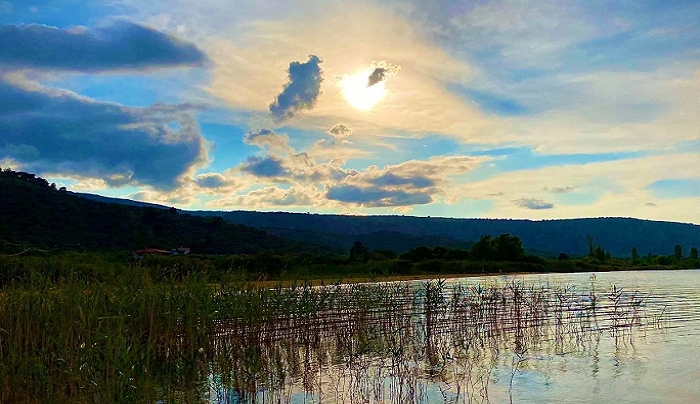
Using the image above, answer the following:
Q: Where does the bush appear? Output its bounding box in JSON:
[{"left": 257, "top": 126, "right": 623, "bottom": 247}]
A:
[{"left": 387, "top": 259, "right": 413, "bottom": 275}]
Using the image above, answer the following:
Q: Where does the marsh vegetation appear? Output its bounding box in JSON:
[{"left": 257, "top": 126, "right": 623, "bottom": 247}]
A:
[{"left": 0, "top": 253, "right": 666, "bottom": 403}]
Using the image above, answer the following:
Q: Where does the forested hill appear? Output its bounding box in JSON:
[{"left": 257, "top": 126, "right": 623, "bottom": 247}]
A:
[
  {"left": 0, "top": 169, "right": 328, "bottom": 254},
  {"left": 190, "top": 210, "right": 700, "bottom": 257},
  {"left": 5, "top": 168, "right": 696, "bottom": 257}
]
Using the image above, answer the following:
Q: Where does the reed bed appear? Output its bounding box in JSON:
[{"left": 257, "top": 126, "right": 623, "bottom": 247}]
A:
[{"left": 0, "top": 256, "right": 652, "bottom": 403}]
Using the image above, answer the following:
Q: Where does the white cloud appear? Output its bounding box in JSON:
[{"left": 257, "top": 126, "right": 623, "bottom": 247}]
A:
[
  {"left": 450, "top": 0, "right": 600, "bottom": 66},
  {"left": 447, "top": 152, "right": 700, "bottom": 223},
  {"left": 206, "top": 185, "right": 329, "bottom": 209},
  {"left": 95, "top": 0, "right": 700, "bottom": 224},
  {"left": 124, "top": 0, "right": 495, "bottom": 141}
]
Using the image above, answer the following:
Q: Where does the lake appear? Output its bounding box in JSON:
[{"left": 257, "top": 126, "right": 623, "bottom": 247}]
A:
[{"left": 209, "top": 270, "right": 700, "bottom": 404}]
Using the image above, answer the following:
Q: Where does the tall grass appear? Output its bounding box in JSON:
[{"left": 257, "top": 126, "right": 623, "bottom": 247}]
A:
[{"left": 0, "top": 254, "right": 653, "bottom": 403}]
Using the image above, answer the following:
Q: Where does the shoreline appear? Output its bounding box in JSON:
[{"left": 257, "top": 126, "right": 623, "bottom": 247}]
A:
[{"left": 257, "top": 265, "right": 690, "bottom": 287}]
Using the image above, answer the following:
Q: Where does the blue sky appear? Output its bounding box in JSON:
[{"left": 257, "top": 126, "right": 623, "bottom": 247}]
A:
[{"left": 1, "top": 0, "right": 699, "bottom": 223}]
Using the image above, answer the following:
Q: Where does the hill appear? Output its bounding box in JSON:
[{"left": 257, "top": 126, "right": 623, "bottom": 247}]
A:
[
  {"left": 73, "top": 192, "right": 171, "bottom": 210},
  {"left": 0, "top": 169, "right": 330, "bottom": 254},
  {"left": 4, "top": 168, "right": 697, "bottom": 258},
  {"left": 189, "top": 210, "right": 700, "bottom": 257}
]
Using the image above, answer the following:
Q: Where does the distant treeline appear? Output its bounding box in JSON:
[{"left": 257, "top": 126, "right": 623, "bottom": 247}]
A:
[{"left": 200, "top": 209, "right": 700, "bottom": 257}]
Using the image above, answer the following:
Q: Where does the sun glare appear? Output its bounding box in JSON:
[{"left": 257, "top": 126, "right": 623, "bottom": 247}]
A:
[{"left": 339, "top": 69, "right": 388, "bottom": 111}]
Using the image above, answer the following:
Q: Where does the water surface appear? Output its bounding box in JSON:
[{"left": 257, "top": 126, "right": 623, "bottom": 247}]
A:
[
  {"left": 444, "top": 270, "right": 700, "bottom": 404},
  {"left": 211, "top": 270, "right": 700, "bottom": 403}
]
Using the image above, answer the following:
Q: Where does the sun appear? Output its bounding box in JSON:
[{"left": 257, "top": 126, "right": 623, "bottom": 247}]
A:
[{"left": 339, "top": 69, "right": 388, "bottom": 111}]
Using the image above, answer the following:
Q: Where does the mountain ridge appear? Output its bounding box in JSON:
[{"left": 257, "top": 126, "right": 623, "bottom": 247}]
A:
[
  {"left": 3, "top": 169, "right": 697, "bottom": 257},
  {"left": 188, "top": 210, "right": 700, "bottom": 257}
]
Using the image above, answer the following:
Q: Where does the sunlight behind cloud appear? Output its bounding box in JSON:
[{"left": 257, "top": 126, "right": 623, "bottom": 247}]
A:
[{"left": 338, "top": 69, "right": 387, "bottom": 111}]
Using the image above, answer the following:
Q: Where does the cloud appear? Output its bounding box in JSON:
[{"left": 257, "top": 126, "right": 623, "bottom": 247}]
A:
[
  {"left": 646, "top": 202, "right": 658, "bottom": 207},
  {"left": 544, "top": 186, "right": 577, "bottom": 194},
  {"left": 218, "top": 140, "right": 487, "bottom": 210},
  {"left": 0, "top": 77, "right": 207, "bottom": 189},
  {"left": 243, "top": 129, "right": 292, "bottom": 154},
  {"left": 375, "top": 155, "right": 488, "bottom": 179},
  {"left": 440, "top": 0, "right": 609, "bottom": 67},
  {"left": 129, "top": 0, "right": 700, "bottom": 159},
  {"left": 128, "top": 189, "right": 197, "bottom": 206},
  {"left": 195, "top": 173, "right": 228, "bottom": 188},
  {"left": 369, "top": 172, "right": 435, "bottom": 188},
  {"left": 327, "top": 123, "right": 353, "bottom": 138},
  {"left": 207, "top": 185, "right": 322, "bottom": 209},
  {"left": 269, "top": 54, "right": 323, "bottom": 122},
  {"left": 326, "top": 184, "right": 432, "bottom": 207},
  {"left": 240, "top": 156, "right": 287, "bottom": 178},
  {"left": 646, "top": 178, "right": 700, "bottom": 199},
  {"left": 0, "top": 22, "right": 207, "bottom": 72},
  {"left": 237, "top": 127, "right": 358, "bottom": 184},
  {"left": 323, "top": 155, "right": 488, "bottom": 208},
  {"left": 444, "top": 152, "right": 700, "bottom": 222},
  {"left": 194, "top": 4, "right": 487, "bottom": 140},
  {"left": 367, "top": 61, "right": 400, "bottom": 87},
  {"left": 515, "top": 198, "right": 554, "bottom": 210}
]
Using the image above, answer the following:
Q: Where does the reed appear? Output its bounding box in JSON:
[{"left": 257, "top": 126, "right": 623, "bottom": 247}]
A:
[{"left": 0, "top": 254, "right": 655, "bottom": 403}]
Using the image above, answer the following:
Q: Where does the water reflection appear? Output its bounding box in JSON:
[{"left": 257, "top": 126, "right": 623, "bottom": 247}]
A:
[{"left": 197, "top": 271, "right": 700, "bottom": 403}]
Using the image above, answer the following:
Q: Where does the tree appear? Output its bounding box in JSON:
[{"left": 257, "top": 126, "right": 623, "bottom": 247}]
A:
[
  {"left": 432, "top": 246, "right": 448, "bottom": 259},
  {"left": 595, "top": 246, "right": 606, "bottom": 262},
  {"left": 249, "top": 250, "right": 286, "bottom": 277},
  {"left": 369, "top": 249, "right": 397, "bottom": 261},
  {"left": 586, "top": 235, "right": 596, "bottom": 257},
  {"left": 443, "top": 249, "right": 470, "bottom": 261},
  {"left": 470, "top": 235, "right": 493, "bottom": 261},
  {"left": 401, "top": 246, "right": 434, "bottom": 263},
  {"left": 349, "top": 241, "right": 369, "bottom": 263},
  {"left": 630, "top": 246, "right": 639, "bottom": 263},
  {"left": 674, "top": 244, "right": 683, "bottom": 261},
  {"left": 491, "top": 233, "right": 525, "bottom": 261},
  {"left": 557, "top": 253, "right": 570, "bottom": 261},
  {"left": 691, "top": 247, "right": 699, "bottom": 260}
]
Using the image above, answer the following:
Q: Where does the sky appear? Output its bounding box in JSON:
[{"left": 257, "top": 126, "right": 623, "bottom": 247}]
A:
[{"left": 1, "top": 0, "right": 699, "bottom": 224}]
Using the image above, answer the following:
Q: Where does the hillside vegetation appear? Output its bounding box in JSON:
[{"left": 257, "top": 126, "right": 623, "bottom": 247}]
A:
[
  {"left": 0, "top": 168, "right": 328, "bottom": 254},
  {"left": 191, "top": 210, "right": 700, "bottom": 257}
]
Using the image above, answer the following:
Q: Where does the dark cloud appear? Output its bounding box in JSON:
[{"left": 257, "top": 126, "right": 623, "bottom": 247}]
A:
[
  {"left": 195, "top": 173, "right": 228, "bottom": 188},
  {"left": 241, "top": 156, "right": 287, "bottom": 177},
  {"left": 327, "top": 185, "right": 432, "bottom": 207},
  {"left": 515, "top": 198, "right": 554, "bottom": 210},
  {"left": 370, "top": 172, "right": 435, "bottom": 188},
  {"left": 367, "top": 68, "right": 388, "bottom": 87},
  {"left": 269, "top": 55, "right": 323, "bottom": 122},
  {"left": 544, "top": 186, "right": 577, "bottom": 194},
  {"left": 0, "top": 79, "right": 206, "bottom": 189},
  {"left": 327, "top": 123, "right": 353, "bottom": 138},
  {"left": 646, "top": 202, "right": 658, "bottom": 207},
  {"left": 0, "top": 22, "right": 207, "bottom": 72},
  {"left": 367, "top": 61, "right": 400, "bottom": 87}
]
